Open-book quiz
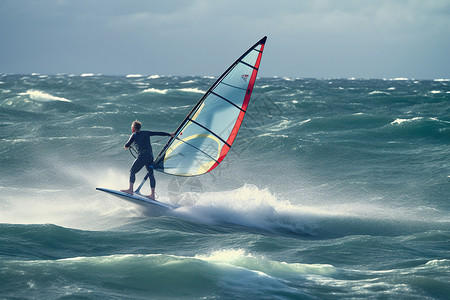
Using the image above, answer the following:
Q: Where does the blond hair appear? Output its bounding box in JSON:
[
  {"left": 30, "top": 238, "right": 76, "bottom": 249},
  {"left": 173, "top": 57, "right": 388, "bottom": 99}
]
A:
[{"left": 132, "top": 120, "right": 142, "bottom": 131}]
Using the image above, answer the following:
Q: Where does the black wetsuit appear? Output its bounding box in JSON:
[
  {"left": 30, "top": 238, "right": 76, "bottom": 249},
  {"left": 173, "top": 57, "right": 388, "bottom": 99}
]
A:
[{"left": 125, "top": 131, "right": 171, "bottom": 188}]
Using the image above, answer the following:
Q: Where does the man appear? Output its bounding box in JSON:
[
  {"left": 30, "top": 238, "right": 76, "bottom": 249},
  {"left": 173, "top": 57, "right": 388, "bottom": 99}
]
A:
[{"left": 121, "top": 120, "right": 174, "bottom": 199}]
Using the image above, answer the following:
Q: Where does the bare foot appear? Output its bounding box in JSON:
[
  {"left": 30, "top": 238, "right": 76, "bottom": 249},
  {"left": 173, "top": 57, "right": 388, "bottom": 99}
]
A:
[
  {"left": 146, "top": 194, "right": 155, "bottom": 200},
  {"left": 121, "top": 189, "right": 133, "bottom": 194}
]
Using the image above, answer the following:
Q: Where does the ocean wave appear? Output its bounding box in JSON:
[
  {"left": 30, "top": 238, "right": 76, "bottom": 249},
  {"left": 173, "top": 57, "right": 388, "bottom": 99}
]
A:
[
  {"left": 266, "top": 119, "right": 294, "bottom": 131},
  {"left": 401, "top": 231, "right": 450, "bottom": 243},
  {"left": 390, "top": 117, "right": 424, "bottom": 125},
  {"left": 141, "top": 88, "right": 168, "bottom": 94},
  {"left": 196, "top": 249, "right": 336, "bottom": 277},
  {"left": 18, "top": 90, "right": 71, "bottom": 102},
  {"left": 141, "top": 87, "right": 206, "bottom": 94},
  {"left": 1, "top": 134, "right": 111, "bottom": 144},
  {"left": 0, "top": 250, "right": 315, "bottom": 299},
  {"left": 3, "top": 244, "right": 446, "bottom": 299},
  {"left": 256, "top": 133, "right": 289, "bottom": 139},
  {"left": 17, "top": 249, "right": 335, "bottom": 280},
  {"left": 389, "top": 117, "right": 449, "bottom": 127},
  {"left": 134, "top": 82, "right": 150, "bottom": 87},
  {"left": 369, "top": 90, "right": 391, "bottom": 96},
  {"left": 181, "top": 80, "right": 197, "bottom": 84},
  {"left": 126, "top": 74, "right": 144, "bottom": 78},
  {"left": 300, "top": 114, "right": 390, "bottom": 132},
  {"left": 178, "top": 88, "right": 205, "bottom": 94},
  {"left": 170, "top": 184, "right": 322, "bottom": 235},
  {"left": 1, "top": 75, "right": 449, "bottom": 300}
]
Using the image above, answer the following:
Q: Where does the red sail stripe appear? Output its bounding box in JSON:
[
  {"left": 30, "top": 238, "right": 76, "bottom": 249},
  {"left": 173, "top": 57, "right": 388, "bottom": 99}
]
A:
[{"left": 206, "top": 42, "right": 266, "bottom": 173}]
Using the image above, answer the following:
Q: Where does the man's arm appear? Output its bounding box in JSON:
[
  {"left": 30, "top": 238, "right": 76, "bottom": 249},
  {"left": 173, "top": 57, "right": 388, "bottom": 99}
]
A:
[
  {"left": 148, "top": 131, "right": 175, "bottom": 137},
  {"left": 124, "top": 134, "right": 135, "bottom": 149}
]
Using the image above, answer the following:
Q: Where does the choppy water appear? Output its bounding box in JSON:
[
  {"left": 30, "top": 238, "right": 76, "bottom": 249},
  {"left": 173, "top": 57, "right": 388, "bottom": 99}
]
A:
[{"left": 1, "top": 74, "right": 449, "bottom": 299}]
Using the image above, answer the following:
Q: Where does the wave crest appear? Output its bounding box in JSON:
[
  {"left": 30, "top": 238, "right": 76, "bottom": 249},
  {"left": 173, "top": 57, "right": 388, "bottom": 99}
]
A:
[{"left": 19, "top": 90, "right": 71, "bottom": 102}]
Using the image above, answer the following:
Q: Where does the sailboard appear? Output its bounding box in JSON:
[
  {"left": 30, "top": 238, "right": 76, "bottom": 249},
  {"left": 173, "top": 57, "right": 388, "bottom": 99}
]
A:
[
  {"left": 96, "top": 188, "right": 178, "bottom": 209},
  {"left": 97, "top": 36, "right": 267, "bottom": 208},
  {"left": 154, "top": 36, "right": 267, "bottom": 176}
]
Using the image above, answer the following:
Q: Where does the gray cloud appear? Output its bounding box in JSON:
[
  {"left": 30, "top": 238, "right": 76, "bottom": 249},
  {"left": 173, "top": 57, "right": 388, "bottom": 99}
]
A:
[{"left": 1, "top": 0, "right": 449, "bottom": 78}]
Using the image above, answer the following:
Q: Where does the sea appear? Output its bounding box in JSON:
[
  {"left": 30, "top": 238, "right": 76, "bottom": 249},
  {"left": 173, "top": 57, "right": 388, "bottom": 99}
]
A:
[{"left": 0, "top": 73, "right": 449, "bottom": 299}]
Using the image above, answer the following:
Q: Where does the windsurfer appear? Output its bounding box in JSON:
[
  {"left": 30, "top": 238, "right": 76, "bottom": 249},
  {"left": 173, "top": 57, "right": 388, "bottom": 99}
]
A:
[{"left": 121, "top": 120, "right": 174, "bottom": 199}]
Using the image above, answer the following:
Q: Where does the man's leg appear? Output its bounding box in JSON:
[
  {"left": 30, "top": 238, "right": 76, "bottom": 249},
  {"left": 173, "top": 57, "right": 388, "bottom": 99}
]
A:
[
  {"left": 146, "top": 164, "right": 156, "bottom": 199},
  {"left": 121, "top": 157, "right": 145, "bottom": 194}
]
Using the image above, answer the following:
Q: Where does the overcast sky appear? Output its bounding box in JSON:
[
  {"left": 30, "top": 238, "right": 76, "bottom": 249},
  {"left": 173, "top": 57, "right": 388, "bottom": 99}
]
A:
[{"left": 1, "top": 0, "right": 449, "bottom": 79}]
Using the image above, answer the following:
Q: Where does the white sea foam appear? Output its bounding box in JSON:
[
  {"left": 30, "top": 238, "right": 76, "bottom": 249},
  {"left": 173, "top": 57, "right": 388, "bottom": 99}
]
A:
[
  {"left": 19, "top": 90, "right": 72, "bottom": 102},
  {"left": 0, "top": 185, "right": 142, "bottom": 231},
  {"left": 171, "top": 184, "right": 321, "bottom": 234},
  {"left": 369, "top": 91, "right": 391, "bottom": 95},
  {"left": 0, "top": 163, "right": 150, "bottom": 230},
  {"left": 181, "top": 80, "right": 197, "bottom": 84},
  {"left": 126, "top": 74, "right": 144, "bottom": 78},
  {"left": 430, "top": 90, "right": 442, "bottom": 94},
  {"left": 80, "top": 73, "right": 94, "bottom": 77},
  {"left": 140, "top": 87, "right": 205, "bottom": 94},
  {"left": 268, "top": 119, "right": 293, "bottom": 131},
  {"left": 134, "top": 82, "right": 150, "bottom": 86},
  {"left": 298, "top": 118, "right": 311, "bottom": 126},
  {"left": 434, "top": 79, "right": 450, "bottom": 82},
  {"left": 178, "top": 88, "right": 205, "bottom": 94},
  {"left": 148, "top": 75, "right": 161, "bottom": 79},
  {"left": 196, "top": 249, "right": 337, "bottom": 277},
  {"left": 141, "top": 88, "right": 168, "bottom": 94},
  {"left": 391, "top": 117, "right": 422, "bottom": 125}
]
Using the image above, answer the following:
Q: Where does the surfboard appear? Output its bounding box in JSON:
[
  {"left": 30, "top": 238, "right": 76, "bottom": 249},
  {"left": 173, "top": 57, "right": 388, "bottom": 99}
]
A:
[{"left": 96, "top": 187, "right": 178, "bottom": 209}]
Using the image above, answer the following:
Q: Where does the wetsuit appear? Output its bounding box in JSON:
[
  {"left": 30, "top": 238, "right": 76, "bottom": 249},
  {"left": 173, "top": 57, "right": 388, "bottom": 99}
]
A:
[{"left": 125, "top": 131, "right": 171, "bottom": 188}]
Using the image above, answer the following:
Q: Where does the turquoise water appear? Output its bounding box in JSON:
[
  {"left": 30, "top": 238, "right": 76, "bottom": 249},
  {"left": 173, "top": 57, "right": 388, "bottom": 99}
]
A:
[{"left": 1, "top": 74, "right": 449, "bottom": 299}]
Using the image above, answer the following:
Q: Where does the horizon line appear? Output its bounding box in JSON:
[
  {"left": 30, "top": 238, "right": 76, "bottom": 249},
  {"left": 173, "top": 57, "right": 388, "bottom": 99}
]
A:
[{"left": 1, "top": 73, "right": 449, "bottom": 81}]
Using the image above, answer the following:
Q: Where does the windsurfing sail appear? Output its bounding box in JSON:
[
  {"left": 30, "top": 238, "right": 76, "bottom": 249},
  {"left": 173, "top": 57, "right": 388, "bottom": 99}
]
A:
[{"left": 153, "top": 36, "right": 267, "bottom": 176}]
